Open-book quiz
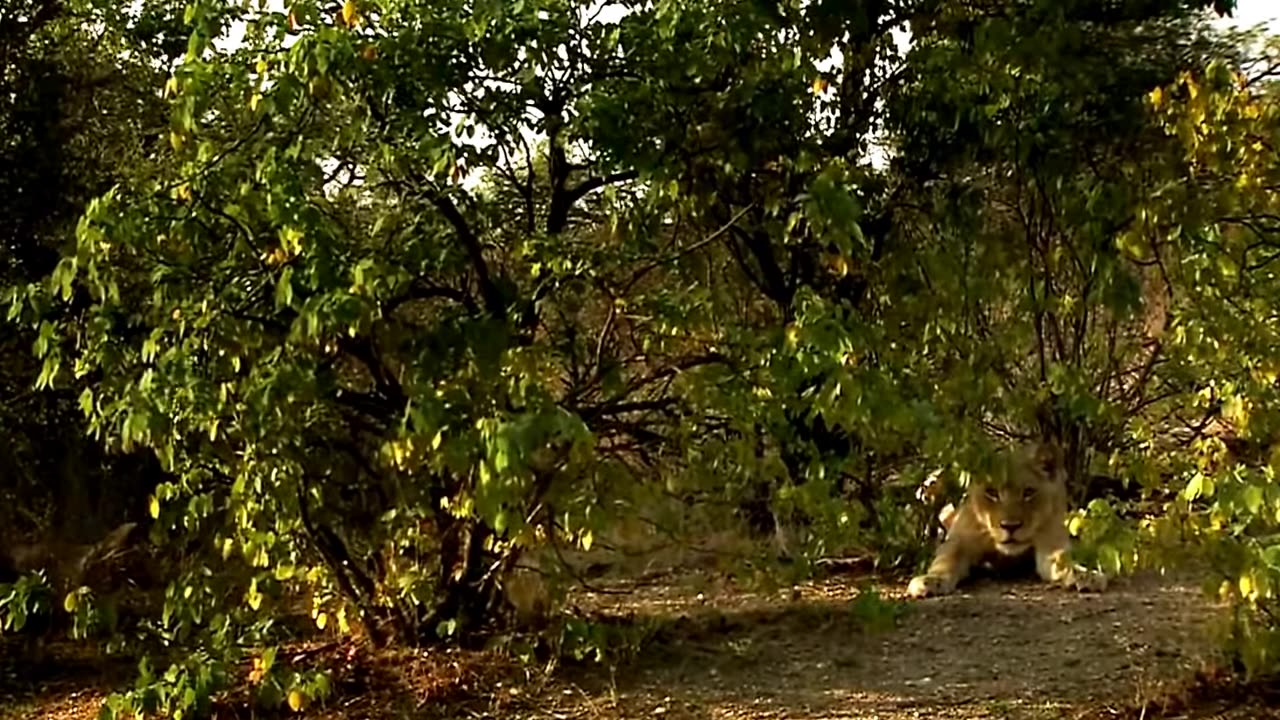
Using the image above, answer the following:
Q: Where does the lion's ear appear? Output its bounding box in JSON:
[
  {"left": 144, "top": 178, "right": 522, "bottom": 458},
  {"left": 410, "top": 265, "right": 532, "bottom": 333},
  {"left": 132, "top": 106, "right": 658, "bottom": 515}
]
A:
[{"left": 1029, "top": 441, "right": 1063, "bottom": 476}]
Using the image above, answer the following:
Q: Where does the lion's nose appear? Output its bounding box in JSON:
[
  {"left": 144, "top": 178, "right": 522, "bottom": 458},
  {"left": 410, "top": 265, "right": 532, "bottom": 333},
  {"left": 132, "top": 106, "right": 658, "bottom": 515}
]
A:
[{"left": 1000, "top": 521, "right": 1022, "bottom": 533}]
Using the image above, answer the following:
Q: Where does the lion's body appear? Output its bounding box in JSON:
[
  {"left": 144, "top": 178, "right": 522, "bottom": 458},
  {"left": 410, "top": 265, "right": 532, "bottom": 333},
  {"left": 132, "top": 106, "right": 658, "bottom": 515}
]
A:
[{"left": 907, "top": 443, "right": 1106, "bottom": 598}]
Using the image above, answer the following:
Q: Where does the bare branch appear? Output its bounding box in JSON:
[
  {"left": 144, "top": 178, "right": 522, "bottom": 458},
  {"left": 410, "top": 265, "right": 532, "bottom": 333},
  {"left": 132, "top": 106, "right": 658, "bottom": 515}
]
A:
[
  {"left": 627, "top": 203, "right": 757, "bottom": 292},
  {"left": 427, "top": 191, "right": 507, "bottom": 320},
  {"left": 565, "top": 170, "right": 640, "bottom": 208}
]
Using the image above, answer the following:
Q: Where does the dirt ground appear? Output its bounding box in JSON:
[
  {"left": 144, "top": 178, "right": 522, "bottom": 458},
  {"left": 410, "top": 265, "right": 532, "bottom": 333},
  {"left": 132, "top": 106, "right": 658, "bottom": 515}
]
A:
[
  {"left": 482, "top": 570, "right": 1243, "bottom": 720},
  {"left": 3, "top": 569, "right": 1274, "bottom": 720}
]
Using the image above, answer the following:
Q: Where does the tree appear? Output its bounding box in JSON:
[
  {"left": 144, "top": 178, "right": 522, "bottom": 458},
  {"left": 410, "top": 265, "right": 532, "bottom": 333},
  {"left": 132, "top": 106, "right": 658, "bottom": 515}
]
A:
[
  {"left": 21, "top": 0, "right": 1280, "bottom": 715},
  {"left": 1135, "top": 37, "right": 1280, "bottom": 675},
  {"left": 37, "top": 0, "right": 814, "bottom": 677}
]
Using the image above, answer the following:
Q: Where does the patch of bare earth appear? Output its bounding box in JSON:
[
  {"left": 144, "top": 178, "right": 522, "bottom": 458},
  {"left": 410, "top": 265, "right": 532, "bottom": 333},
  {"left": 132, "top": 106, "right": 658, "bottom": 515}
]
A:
[
  {"left": 5, "top": 571, "right": 1275, "bottom": 720},
  {"left": 478, "top": 571, "right": 1247, "bottom": 720},
  {"left": 0, "top": 637, "right": 132, "bottom": 720}
]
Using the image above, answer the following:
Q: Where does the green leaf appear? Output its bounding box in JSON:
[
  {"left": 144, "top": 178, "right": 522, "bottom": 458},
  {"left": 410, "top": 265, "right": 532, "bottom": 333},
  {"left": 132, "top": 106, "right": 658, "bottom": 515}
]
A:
[
  {"left": 1262, "top": 545, "right": 1280, "bottom": 570},
  {"left": 1098, "top": 545, "right": 1122, "bottom": 576},
  {"left": 261, "top": 646, "right": 277, "bottom": 672},
  {"left": 1244, "top": 485, "right": 1265, "bottom": 514},
  {"left": 274, "top": 266, "right": 294, "bottom": 308},
  {"left": 1184, "top": 473, "right": 1204, "bottom": 501}
]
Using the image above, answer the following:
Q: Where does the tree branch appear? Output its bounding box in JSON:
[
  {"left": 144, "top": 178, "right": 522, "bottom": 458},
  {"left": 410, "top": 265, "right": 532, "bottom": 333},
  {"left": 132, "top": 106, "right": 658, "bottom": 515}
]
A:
[
  {"left": 626, "top": 203, "right": 755, "bottom": 292},
  {"left": 427, "top": 192, "right": 506, "bottom": 320},
  {"left": 565, "top": 169, "right": 640, "bottom": 208}
]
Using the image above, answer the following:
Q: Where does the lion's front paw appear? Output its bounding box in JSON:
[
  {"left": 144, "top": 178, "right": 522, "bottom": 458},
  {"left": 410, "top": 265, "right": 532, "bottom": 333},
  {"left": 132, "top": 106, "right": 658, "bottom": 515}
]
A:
[
  {"left": 907, "top": 573, "right": 957, "bottom": 598},
  {"left": 1067, "top": 567, "right": 1107, "bottom": 593}
]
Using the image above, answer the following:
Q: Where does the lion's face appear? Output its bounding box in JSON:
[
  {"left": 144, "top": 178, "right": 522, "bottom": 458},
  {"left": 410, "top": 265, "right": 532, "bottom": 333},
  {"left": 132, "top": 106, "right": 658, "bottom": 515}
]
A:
[{"left": 968, "top": 444, "right": 1066, "bottom": 553}]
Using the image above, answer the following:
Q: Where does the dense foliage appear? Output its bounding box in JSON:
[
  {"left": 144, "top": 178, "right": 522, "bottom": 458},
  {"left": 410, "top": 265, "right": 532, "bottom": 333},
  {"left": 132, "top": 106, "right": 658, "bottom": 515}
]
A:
[
  {"left": 7, "top": 0, "right": 1280, "bottom": 715},
  {"left": 0, "top": 0, "right": 177, "bottom": 544}
]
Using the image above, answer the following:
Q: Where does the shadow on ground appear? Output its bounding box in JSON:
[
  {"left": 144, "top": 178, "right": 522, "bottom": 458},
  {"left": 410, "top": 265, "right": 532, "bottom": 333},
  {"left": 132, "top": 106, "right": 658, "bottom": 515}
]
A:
[{"left": 0, "top": 636, "right": 133, "bottom": 720}]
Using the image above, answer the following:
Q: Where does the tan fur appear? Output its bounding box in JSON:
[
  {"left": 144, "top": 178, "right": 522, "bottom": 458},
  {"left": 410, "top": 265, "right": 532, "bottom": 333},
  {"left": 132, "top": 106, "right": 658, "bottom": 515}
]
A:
[{"left": 907, "top": 443, "right": 1106, "bottom": 598}]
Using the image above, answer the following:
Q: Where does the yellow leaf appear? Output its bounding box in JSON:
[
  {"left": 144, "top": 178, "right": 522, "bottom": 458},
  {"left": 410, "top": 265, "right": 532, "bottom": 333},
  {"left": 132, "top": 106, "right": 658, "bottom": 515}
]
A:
[
  {"left": 1148, "top": 86, "right": 1164, "bottom": 108},
  {"left": 1067, "top": 514, "right": 1085, "bottom": 537},
  {"left": 263, "top": 246, "right": 290, "bottom": 266},
  {"left": 288, "top": 689, "right": 306, "bottom": 712},
  {"left": 1240, "top": 573, "right": 1255, "bottom": 600},
  {"left": 341, "top": 0, "right": 359, "bottom": 27},
  {"left": 1224, "top": 395, "right": 1251, "bottom": 432},
  {"left": 247, "top": 579, "right": 262, "bottom": 611},
  {"left": 281, "top": 226, "right": 305, "bottom": 254},
  {"left": 811, "top": 77, "right": 829, "bottom": 95},
  {"left": 315, "top": 611, "right": 328, "bottom": 630},
  {"left": 149, "top": 495, "right": 160, "bottom": 519}
]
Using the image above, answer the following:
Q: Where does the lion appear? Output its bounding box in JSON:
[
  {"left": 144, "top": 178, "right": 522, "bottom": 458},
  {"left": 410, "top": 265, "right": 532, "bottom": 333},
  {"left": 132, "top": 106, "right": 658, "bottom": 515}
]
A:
[{"left": 906, "top": 442, "right": 1107, "bottom": 598}]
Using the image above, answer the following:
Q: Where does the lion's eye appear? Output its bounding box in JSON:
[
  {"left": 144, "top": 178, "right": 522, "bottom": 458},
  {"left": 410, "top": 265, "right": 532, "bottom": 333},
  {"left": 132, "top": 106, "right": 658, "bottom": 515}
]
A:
[
  {"left": 1022, "top": 488, "right": 1037, "bottom": 501},
  {"left": 984, "top": 488, "right": 1000, "bottom": 502}
]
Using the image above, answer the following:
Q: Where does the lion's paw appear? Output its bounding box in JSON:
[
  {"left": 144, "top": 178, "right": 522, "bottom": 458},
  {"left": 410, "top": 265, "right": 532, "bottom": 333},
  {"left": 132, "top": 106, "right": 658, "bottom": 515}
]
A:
[
  {"left": 907, "top": 573, "right": 956, "bottom": 598},
  {"left": 1068, "top": 567, "right": 1107, "bottom": 593}
]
